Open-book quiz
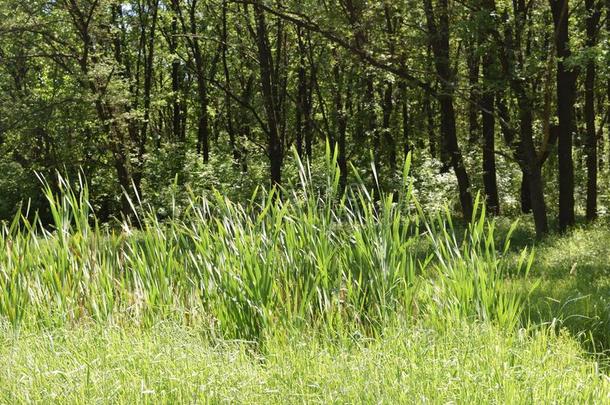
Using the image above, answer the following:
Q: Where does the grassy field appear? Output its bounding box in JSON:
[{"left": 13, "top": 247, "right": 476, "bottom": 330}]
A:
[
  {"left": 2, "top": 162, "right": 610, "bottom": 403},
  {"left": 2, "top": 322, "right": 608, "bottom": 403}
]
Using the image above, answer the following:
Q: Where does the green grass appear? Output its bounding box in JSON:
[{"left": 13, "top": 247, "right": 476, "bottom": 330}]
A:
[
  {"left": 521, "top": 222, "right": 610, "bottom": 353},
  {"left": 1, "top": 322, "right": 608, "bottom": 403},
  {"left": 3, "top": 151, "right": 610, "bottom": 402},
  {"left": 0, "top": 152, "right": 528, "bottom": 339}
]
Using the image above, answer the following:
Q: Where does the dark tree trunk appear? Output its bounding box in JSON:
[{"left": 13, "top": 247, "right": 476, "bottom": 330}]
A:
[
  {"left": 295, "top": 27, "right": 313, "bottom": 159},
  {"left": 253, "top": 3, "right": 282, "bottom": 186},
  {"left": 193, "top": 2, "right": 210, "bottom": 162},
  {"left": 66, "top": 0, "right": 137, "bottom": 218},
  {"left": 275, "top": 17, "right": 289, "bottom": 162},
  {"left": 481, "top": 80, "right": 500, "bottom": 215},
  {"left": 550, "top": 0, "right": 578, "bottom": 231},
  {"left": 498, "top": 91, "right": 532, "bottom": 214},
  {"left": 304, "top": 33, "right": 316, "bottom": 159},
  {"left": 607, "top": 0, "right": 610, "bottom": 171},
  {"left": 585, "top": 0, "right": 601, "bottom": 220},
  {"left": 134, "top": 0, "right": 159, "bottom": 192},
  {"left": 467, "top": 49, "right": 479, "bottom": 145},
  {"left": 479, "top": 0, "right": 501, "bottom": 215},
  {"left": 332, "top": 56, "right": 349, "bottom": 192},
  {"left": 196, "top": 71, "right": 210, "bottom": 162},
  {"left": 504, "top": 0, "right": 547, "bottom": 232},
  {"left": 365, "top": 76, "right": 377, "bottom": 155},
  {"left": 425, "top": 91, "right": 437, "bottom": 158},
  {"left": 500, "top": 17, "right": 549, "bottom": 235},
  {"left": 381, "top": 81, "right": 396, "bottom": 171},
  {"left": 520, "top": 173, "right": 532, "bottom": 213},
  {"left": 519, "top": 100, "right": 549, "bottom": 234},
  {"left": 439, "top": 94, "right": 474, "bottom": 219},
  {"left": 423, "top": 0, "right": 473, "bottom": 219},
  {"left": 400, "top": 82, "right": 411, "bottom": 159},
  {"left": 239, "top": 75, "right": 255, "bottom": 172},
  {"left": 221, "top": 3, "right": 244, "bottom": 169},
  {"left": 177, "top": 0, "right": 210, "bottom": 161},
  {"left": 295, "top": 29, "right": 305, "bottom": 158},
  {"left": 141, "top": 0, "right": 159, "bottom": 149},
  {"left": 170, "top": 0, "right": 183, "bottom": 143}
]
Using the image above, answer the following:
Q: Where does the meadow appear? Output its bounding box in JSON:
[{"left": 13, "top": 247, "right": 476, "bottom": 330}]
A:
[{"left": 2, "top": 155, "right": 610, "bottom": 403}]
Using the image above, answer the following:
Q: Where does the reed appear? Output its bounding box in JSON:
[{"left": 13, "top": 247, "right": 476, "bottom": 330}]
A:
[{"left": 0, "top": 146, "right": 533, "bottom": 339}]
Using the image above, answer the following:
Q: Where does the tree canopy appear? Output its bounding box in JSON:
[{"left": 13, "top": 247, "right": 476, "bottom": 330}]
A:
[{"left": 1, "top": 0, "right": 609, "bottom": 236}]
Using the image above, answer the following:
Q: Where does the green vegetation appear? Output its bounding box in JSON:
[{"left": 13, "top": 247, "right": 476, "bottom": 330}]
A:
[
  {"left": 2, "top": 323, "right": 608, "bottom": 403},
  {"left": 0, "top": 154, "right": 529, "bottom": 335},
  {"left": 2, "top": 0, "right": 610, "bottom": 401},
  {"left": 2, "top": 156, "right": 610, "bottom": 402}
]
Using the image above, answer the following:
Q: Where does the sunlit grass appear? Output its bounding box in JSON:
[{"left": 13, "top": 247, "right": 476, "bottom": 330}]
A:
[
  {"left": 0, "top": 149, "right": 530, "bottom": 340},
  {"left": 3, "top": 147, "right": 610, "bottom": 402},
  {"left": 1, "top": 322, "right": 608, "bottom": 403}
]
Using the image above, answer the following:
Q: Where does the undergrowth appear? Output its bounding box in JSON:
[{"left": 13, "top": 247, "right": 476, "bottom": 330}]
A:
[{"left": 0, "top": 148, "right": 532, "bottom": 340}]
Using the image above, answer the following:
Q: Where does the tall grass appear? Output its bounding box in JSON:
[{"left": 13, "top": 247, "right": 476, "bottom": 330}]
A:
[{"left": 0, "top": 147, "right": 534, "bottom": 339}]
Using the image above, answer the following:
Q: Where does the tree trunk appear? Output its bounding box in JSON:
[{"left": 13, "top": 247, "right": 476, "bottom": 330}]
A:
[
  {"left": 365, "top": 76, "right": 377, "bottom": 156},
  {"left": 467, "top": 49, "right": 479, "bottom": 145},
  {"left": 425, "top": 91, "right": 437, "bottom": 158},
  {"left": 519, "top": 100, "right": 549, "bottom": 235},
  {"left": 190, "top": 0, "right": 211, "bottom": 162},
  {"left": 550, "top": 0, "right": 578, "bottom": 231},
  {"left": 295, "top": 34, "right": 305, "bottom": 158},
  {"left": 170, "top": 0, "right": 183, "bottom": 143},
  {"left": 423, "top": 0, "right": 473, "bottom": 219},
  {"left": 607, "top": 0, "right": 610, "bottom": 172},
  {"left": 498, "top": 91, "right": 532, "bottom": 214},
  {"left": 381, "top": 81, "right": 396, "bottom": 171},
  {"left": 332, "top": 56, "right": 349, "bottom": 192},
  {"left": 481, "top": 77, "right": 500, "bottom": 215},
  {"left": 400, "top": 82, "right": 411, "bottom": 159},
  {"left": 584, "top": 0, "right": 601, "bottom": 220},
  {"left": 479, "top": 0, "right": 501, "bottom": 214},
  {"left": 253, "top": 3, "right": 282, "bottom": 186}
]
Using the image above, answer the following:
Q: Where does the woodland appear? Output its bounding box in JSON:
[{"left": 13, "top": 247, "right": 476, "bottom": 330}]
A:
[
  {"left": 0, "top": 0, "right": 607, "bottom": 233},
  {"left": 2, "top": 0, "right": 610, "bottom": 402}
]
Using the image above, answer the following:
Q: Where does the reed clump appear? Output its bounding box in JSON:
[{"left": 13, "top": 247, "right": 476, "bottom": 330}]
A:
[{"left": 0, "top": 149, "right": 533, "bottom": 340}]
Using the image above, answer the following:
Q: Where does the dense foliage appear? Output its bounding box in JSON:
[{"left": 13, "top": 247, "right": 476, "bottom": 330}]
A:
[
  {"left": 2, "top": 1, "right": 610, "bottom": 401},
  {"left": 2, "top": 155, "right": 610, "bottom": 402},
  {"left": 0, "top": 0, "right": 609, "bottom": 237},
  {"left": 0, "top": 154, "right": 532, "bottom": 338}
]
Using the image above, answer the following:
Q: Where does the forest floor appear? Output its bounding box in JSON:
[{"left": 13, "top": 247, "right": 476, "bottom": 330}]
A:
[{"left": 2, "top": 220, "right": 610, "bottom": 403}]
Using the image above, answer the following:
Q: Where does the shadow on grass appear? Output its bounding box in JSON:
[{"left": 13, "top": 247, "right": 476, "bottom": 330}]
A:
[{"left": 516, "top": 219, "right": 610, "bottom": 356}]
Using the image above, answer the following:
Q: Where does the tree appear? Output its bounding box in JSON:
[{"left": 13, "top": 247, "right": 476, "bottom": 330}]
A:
[
  {"left": 550, "top": 0, "right": 578, "bottom": 231},
  {"left": 584, "top": 0, "right": 602, "bottom": 220},
  {"left": 423, "top": 0, "right": 473, "bottom": 219}
]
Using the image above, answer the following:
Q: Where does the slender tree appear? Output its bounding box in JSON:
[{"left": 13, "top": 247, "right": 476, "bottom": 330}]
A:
[
  {"left": 584, "top": 0, "right": 602, "bottom": 220},
  {"left": 423, "top": 0, "right": 473, "bottom": 218},
  {"left": 550, "top": 0, "right": 578, "bottom": 231}
]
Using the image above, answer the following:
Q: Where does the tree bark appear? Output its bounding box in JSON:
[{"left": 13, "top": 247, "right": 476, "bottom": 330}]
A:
[
  {"left": 481, "top": 74, "right": 500, "bottom": 215},
  {"left": 424, "top": 91, "right": 437, "bottom": 159},
  {"left": 584, "top": 0, "right": 601, "bottom": 220},
  {"left": 252, "top": 3, "right": 283, "bottom": 186},
  {"left": 169, "top": 0, "right": 183, "bottom": 143},
  {"left": 381, "top": 81, "right": 396, "bottom": 171},
  {"left": 423, "top": 0, "right": 473, "bottom": 219},
  {"left": 467, "top": 48, "right": 479, "bottom": 145},
  {"left": 400, "top": 82, "right": 411, "bottom": 159},
  {"left": 480, "top": 0, "right": 500, "bottom": 215},
  {"left": 295, "top": 27, "right": 313, "bottom": 159},
  {"left": 220, "top": 1, "right": 245, "bottom": 169},
  {"left": 332, "top": 54, "right": 349, "bottom": 192},
  {"left": 519, "top": 99, "right": 549, "bottom": 234},
  {"left": 497, "top": 5, "right": 549, "bottom": 236},
  {"left": 550, "top": 0, "right": 578, "bottom": 231}
]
